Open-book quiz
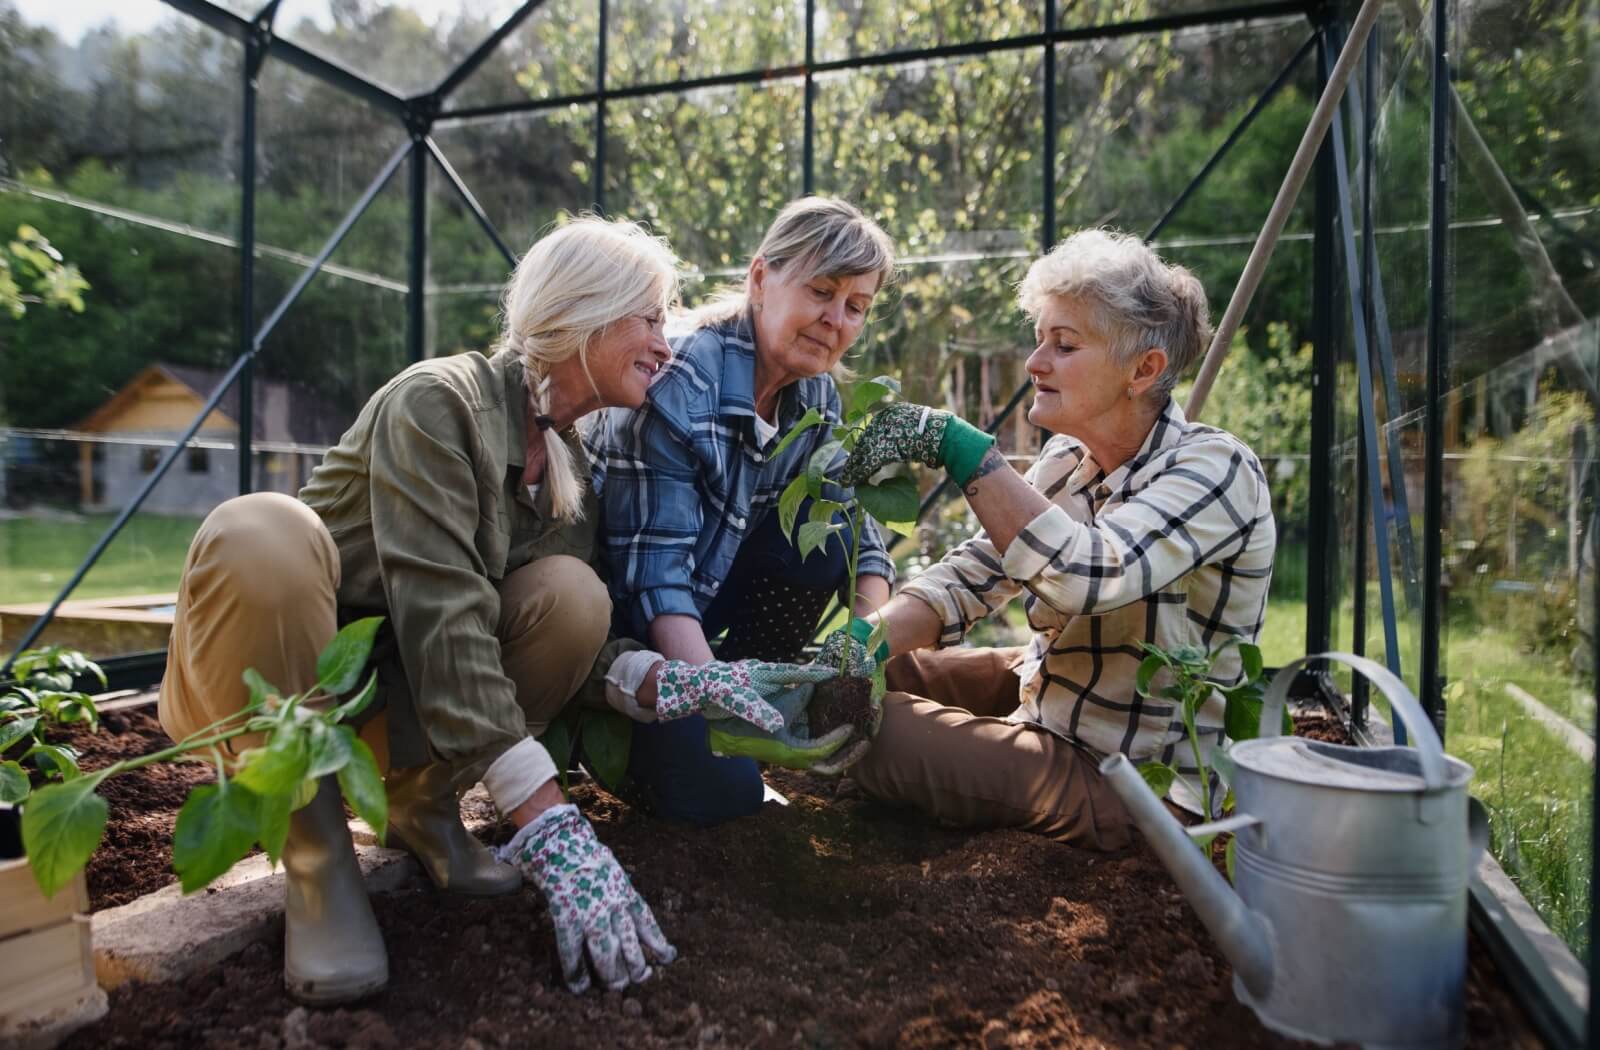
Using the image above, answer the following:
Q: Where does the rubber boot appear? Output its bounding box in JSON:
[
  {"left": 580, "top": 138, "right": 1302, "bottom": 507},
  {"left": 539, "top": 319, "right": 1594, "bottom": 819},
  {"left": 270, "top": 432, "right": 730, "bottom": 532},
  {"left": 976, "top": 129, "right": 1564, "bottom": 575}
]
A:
[
  {"left": 283, "top": 776, "right": 388, "bottom": 1005},
  {"left": 385, "top": 763, "right": 522, "bottom": 896}
]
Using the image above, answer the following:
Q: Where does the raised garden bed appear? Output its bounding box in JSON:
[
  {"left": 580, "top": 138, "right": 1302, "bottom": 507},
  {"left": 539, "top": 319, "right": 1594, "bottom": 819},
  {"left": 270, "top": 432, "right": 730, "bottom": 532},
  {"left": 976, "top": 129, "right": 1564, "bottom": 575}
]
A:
[{"left": 52, "top": 703, "right": 1538, "bottom": 1048}]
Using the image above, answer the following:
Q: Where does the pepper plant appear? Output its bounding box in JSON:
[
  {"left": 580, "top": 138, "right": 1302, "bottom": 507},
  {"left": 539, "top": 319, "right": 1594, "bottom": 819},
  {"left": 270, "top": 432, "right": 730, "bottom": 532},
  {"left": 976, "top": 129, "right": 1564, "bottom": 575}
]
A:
[
  {"left": 771, "top": 375, "right": 919, "bottom": 673},
  {"left": 2, "top": 618, "right": 389, "bottom": 898},
  {"left": 1134, "top": 637, "right": 1288, "bottom": 860}
]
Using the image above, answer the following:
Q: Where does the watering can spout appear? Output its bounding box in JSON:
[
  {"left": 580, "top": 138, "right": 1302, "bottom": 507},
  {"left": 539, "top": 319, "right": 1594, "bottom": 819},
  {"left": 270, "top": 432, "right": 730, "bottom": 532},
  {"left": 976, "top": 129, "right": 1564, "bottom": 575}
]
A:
[{"left": 1100, "top": 754, "right": 1274, "bottom": 1000}]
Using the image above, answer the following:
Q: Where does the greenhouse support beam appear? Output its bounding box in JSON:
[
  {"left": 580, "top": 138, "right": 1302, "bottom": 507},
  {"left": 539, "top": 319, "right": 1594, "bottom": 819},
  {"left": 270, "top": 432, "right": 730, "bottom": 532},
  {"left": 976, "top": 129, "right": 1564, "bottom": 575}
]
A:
[
  {"left": 237, "top": 25, "right": 266, "bottom": 498},
  {"left": 409, "top": 135, "right": 428, "bottom": 363},
  {"left": 1419, "top": 0, "right": 1452, "bottom": 733},
  {"left": 0, "top": 140, "right": 414, "bottom": 673},
  {"left": 160, "top": 0, "right": 410, "bottom": 122},
  {"left": 1303, "top": 29, "right": 1339, "bottom": 665},
  {"left": 425, "top": 138, "right": 517, "bottom": 267},
  {"left": 803, "top": 0, "right": 816, "bottom": 195},
  {"left": 593, "top": 0, "right": 607, "bottom": 213},
  {"left": 436, "top": 0, "right": 1317, "bottom": 123},
  {"left": 1329, "top": 78, "right": 1405, "bottom": 740}
]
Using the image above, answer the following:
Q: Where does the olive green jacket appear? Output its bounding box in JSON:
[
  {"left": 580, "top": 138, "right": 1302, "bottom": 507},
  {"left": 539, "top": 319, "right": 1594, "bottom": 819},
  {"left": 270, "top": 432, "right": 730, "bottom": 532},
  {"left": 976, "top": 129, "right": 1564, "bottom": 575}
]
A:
[{"left": 299, "top": 349, "right": 634, "bottom": 779}]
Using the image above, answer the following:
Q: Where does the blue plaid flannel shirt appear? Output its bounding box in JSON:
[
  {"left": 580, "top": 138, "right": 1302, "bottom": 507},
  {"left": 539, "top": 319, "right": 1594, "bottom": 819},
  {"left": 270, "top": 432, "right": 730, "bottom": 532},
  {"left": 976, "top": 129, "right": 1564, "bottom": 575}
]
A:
[{"left": 587, "top": 314, "right": 895, "bottom": 639}]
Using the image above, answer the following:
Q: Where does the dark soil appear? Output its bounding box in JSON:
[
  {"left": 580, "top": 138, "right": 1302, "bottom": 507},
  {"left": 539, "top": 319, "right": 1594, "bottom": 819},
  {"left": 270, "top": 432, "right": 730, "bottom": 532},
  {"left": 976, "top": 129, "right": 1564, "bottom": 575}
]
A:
[
  {"left": 809, "top": 675, "right": 875, "bottom": 738},
  {"left": 60, "top": 701, "right": 1538, "bottom": 1050},
  {"left": 49, "top": 706, "right": 217, "bottom": 910}
]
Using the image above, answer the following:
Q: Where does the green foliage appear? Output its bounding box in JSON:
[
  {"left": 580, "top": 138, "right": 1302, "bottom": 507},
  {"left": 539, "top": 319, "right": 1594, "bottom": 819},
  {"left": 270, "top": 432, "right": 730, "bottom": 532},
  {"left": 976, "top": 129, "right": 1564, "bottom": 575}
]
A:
[
  {"left": 0, "top": 224, "right": 88, "bottom": 319},
  {"left": 535, "top": 705, "right": 632, "bottom": 797},
  {"left": 0, "top": 645, "right": 106, "bottom": 802},
  {"left": 12, "top": 618, "right": 389, "bottom": 897},
  {"left": 1134, "top": 637, "right": 1280, "bottom": 856}
]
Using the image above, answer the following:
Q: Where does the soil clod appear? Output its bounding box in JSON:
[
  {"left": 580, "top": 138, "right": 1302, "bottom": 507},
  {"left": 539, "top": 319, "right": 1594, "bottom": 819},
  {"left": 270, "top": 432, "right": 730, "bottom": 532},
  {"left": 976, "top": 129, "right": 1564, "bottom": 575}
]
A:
[{"left": 808, "top": 675, "right": 873, "bottom": 737}]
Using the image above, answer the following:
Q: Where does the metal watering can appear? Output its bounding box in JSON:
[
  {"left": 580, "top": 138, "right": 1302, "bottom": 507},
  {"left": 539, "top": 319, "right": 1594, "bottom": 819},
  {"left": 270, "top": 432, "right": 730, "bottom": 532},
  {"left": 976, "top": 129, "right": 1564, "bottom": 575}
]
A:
[{"left": 1101, "top": 652, "right": 1486, "bottom": 1050}]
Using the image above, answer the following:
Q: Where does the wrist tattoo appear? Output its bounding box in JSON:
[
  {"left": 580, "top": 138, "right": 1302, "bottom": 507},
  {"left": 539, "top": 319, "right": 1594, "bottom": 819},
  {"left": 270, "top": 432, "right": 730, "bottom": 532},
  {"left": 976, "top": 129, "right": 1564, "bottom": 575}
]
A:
[{"left": 963, "top": 447, "right": 1007, "bottom": 496}]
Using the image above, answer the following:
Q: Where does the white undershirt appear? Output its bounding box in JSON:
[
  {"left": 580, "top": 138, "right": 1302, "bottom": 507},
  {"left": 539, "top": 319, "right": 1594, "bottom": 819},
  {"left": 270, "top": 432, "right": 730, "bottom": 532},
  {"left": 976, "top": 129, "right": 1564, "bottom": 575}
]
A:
[{"left": 752, "top": 413, "right": 778, "bottom": 446}]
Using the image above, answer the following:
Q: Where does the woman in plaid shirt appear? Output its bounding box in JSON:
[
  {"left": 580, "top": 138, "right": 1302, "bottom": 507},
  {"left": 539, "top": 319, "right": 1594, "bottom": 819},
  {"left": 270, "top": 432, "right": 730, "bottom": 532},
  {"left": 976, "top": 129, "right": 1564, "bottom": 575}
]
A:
[
  {"left": 588, "top": 197, "right": 899, "bottom": 826},
  {"left": 831, "top": 228, "right": 1277, "bottom": 849}
]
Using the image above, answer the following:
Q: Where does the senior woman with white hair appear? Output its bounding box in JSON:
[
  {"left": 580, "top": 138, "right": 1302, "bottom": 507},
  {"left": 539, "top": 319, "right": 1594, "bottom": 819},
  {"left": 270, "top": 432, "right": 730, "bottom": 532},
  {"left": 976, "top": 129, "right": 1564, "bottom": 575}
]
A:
[
  {"left": 158, "top": 217, "right": 837, "bottom": 1005},
  {"left": 826, "top": 227, "right": 1277, "bottom": 849}
]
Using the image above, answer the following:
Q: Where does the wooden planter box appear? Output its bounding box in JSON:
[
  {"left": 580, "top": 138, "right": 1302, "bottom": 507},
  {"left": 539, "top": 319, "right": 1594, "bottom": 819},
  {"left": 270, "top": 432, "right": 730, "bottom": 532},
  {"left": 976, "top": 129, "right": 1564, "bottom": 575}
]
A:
[{"left": 0, "top": 858, "right": 106, "bottom": 1048}]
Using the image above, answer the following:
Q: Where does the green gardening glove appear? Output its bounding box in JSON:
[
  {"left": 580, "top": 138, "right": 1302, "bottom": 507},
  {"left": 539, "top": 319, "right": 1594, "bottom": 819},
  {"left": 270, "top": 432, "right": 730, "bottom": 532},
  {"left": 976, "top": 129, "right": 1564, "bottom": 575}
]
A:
[
  {"left": 707, "top": 680, "right": 855, "bottom": 770},
  {"left": 840, "top": 402, "right": 996, "bottom": 488}
]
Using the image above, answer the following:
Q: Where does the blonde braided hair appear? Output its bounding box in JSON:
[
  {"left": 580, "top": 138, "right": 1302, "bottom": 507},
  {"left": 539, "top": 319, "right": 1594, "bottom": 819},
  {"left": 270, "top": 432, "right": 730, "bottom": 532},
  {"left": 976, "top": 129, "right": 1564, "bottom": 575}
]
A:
[{"left": 500, "top": 216, "right": 681, "bottom": 522}]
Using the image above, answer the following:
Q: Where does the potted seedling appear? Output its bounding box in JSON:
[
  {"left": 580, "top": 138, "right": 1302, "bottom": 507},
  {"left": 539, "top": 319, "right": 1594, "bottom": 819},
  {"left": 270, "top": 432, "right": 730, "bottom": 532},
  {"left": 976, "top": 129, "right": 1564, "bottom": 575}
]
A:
[
  {"left": 0, "top": 621, "right": 388, "bottom": 1040},
  {"left": 1132, "top": 637, "right": 1286, "bottom": 872},
  {"left": 771, "top": 376, "right": 919, "bottom": 736}
]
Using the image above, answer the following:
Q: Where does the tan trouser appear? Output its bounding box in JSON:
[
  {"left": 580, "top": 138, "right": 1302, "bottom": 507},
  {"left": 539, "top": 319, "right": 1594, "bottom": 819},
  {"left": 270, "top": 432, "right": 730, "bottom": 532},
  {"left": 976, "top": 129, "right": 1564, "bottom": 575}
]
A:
[
  {"left": 158, "top": 492, "right": 608, "bottom": 773},
  {"left": 851, "top": 646, "right": 1134, "bottom": 851}
]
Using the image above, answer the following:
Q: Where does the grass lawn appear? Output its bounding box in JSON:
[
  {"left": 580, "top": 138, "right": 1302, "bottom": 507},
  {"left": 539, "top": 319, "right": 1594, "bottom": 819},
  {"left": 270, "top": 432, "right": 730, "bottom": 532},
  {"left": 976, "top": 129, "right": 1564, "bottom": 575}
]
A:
[{"left": 0, "top": 513, "right": 201, "bottom": 604}]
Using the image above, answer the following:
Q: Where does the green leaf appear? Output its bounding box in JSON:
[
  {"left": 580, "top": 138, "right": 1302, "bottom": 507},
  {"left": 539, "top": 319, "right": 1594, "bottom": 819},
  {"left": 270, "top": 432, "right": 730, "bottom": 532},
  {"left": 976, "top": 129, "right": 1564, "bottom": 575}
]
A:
[
  {"left": 1134, "top": 655, "right": 1165, "bottom": 696},
  {"left": 807, "top": 498, "right": 846, "bottom": 525},
  {"left": 797, "top": 520, "right": 843, "bottom": 562},
  {"left": 1136, "top": 762, "right": 1177, "bottom": 796},
  {"left": 1225, "top": 836, "right": 1237, "bottom": 883},
  {"left": 330, "top": 671, "right": 379, "bottom": 725},
  {"left": 1224, "top": 684, "right": 1268, "bottom": 742},
  {"left": 1238, "top": 643, "right": 1264, "bottom": 682},
  {"left": 21, "top": 774, "right": 108, "bottom": 897},
  {"left": 172, "top": 782, "right": 261, "bottom": 893},
  {"left": 862, "top": 374, "right": 901, "bottom": 397},
  {"left": 337, "top": 736, "right": 387, "bottom": 843},
  {"left": 848, "top": 379, "right": 895, "bottom": 417},
  {"left": 580, "top": 710, "right": 632, "bottom": 790},
  {"left": 23, "top": 742, "right": 80, "bottom": 780},
  {"left": 538, "top": 709, "right": 578, "bottom": 792},
  {"left": 242, "top": 668, "right": 277, "bottom": 708},
  {"left": 1192, "top": 832, "right": 1217, "bottom": 852},
  {"left": 304, "top": 721, "right": 354, "bottom": 779},
  {"left": 0, "top": 760, "right": 29, "bottom": 803},
  {"left": 855, "top": 475, "right": 919, "bottom": 526},
  {"left": 234, "top": 726, "right": 310, "bottom": 797},
  {"left": 778, "top": 473, "right": 809, "bottom": 544},
  {"left": 256, "top": 790, "right": 294, "bottom": 865},
  {"left": 806, "top": 440, "right": 844, "bottom": 485},
  {"left": 1212, "top": 748, "right": 1237, "bottom": 786},
  {"left": 770, "top": 408, "right": 825, "bottom": 460},
  {"left": 0, "top": 714, "right": 40, "bottom": 753},
  {"left": 865, "top": 619, "right": 889, "bottom": 660},
  {"left": 315, "top": 616, "right": 384, "bottom": 695}
]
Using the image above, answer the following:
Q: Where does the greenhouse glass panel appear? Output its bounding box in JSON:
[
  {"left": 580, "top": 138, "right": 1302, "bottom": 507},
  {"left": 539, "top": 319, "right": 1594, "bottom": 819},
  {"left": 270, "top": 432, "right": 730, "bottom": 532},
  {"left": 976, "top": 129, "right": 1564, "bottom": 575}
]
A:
[
  {"left": 812, "top": 0, "right": 1036, "bottom": 63},
  {"left": 1055, "top": 16, "right": 1313, "bottom": 241},
  {"left": 0, "top": 4, "right": 242, "bottom": 658},
  {"left": 605, "top": 0, "right": 803, "bottom": 88},
  {"left": 605, "top": 83, "right": 803, "bottom": 276},
  {"left": 444, "top": 0, "right": 595, "bottom": 109},
  {"left": 1437, "top": 0, "right": 1600, "bottom": 963}
]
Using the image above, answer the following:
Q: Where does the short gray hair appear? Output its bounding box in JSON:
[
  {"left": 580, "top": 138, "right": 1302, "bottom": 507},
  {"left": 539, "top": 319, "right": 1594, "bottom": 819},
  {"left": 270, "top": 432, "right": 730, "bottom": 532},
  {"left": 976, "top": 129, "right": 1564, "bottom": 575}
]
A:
[
  {"left": 1017, "top": 228, "right": 1211, "bottom": 399},
  {"left": 686, "top": 196, "right": 897, "bottom": 328}
]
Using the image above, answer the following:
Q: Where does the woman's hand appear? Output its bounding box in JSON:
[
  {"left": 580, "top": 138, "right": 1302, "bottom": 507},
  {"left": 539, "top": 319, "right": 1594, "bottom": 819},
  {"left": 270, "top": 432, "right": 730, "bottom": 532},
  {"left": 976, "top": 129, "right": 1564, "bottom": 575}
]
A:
[
  {"left": 840, "top": 403, "right": 996, "bottom": 487},
  {"left": 499, "top": 803, "right": 676, "bottom": 993},
  {"left": 654, "top": 659, "right": 835, "bottom": 731}
]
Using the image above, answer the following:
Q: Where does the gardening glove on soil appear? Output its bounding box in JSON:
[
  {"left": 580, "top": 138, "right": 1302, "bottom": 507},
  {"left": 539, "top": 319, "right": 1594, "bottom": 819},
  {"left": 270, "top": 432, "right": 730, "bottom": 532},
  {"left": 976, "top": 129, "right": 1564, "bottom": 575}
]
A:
[
  {"left": 615, "top": 654, "right": 836, "bottom": 731},
  {"left": 840, "top": 402, "right": 996, "bottom": 488},
  {"left": 706, "top": 679, "right": 856, "bottom": 770},
  {"left": 498, "top": 803, "right": 676, "bottom": 994}
]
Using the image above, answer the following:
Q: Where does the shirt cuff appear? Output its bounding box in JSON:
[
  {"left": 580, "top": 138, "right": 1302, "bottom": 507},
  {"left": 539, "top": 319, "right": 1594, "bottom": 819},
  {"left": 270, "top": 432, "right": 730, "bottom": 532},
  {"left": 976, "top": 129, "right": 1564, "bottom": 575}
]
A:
[
  {"left": 636, "top": 584, "right": 702, "bottom": 628},
  {"left": 604, "top": 648, "right": 663, "bottom": 722},
  {"left": 895, "top": 584, "right": 967, "bottom": 649},
  {"left": 480, "top": 737, "right": 558, "bottom": 815},
  {"left": 857, "top": 545, "right": 897, "bottom": 586},
  {"left": 1000, "top": 504, "right": 1078, "bottom": 587}
]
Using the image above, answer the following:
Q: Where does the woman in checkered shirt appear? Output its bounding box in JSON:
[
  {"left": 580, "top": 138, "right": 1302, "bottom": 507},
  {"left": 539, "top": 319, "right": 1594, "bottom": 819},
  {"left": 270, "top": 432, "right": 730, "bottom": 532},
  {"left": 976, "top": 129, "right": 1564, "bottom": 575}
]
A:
[{"left": 831, "top": 228, "right": 1277, "bottom": 848}]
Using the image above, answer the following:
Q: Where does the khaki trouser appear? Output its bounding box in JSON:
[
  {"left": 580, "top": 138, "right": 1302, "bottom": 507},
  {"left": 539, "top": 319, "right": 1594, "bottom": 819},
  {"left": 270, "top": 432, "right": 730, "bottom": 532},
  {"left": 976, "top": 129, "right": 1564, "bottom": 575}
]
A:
[
  {"left": 158, "top": 492, "right": 609, "bottom": 775},
  {"left": 851, "top": 646, "right": 1135, "bottom": 851}
]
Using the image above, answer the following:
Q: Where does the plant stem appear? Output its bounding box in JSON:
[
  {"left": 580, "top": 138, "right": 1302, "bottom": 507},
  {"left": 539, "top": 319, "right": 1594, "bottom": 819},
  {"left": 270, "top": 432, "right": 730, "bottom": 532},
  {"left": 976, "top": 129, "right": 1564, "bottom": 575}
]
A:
[
  {"left": 1183, "top": 689, "right": 1212, "bottom": 825},
  {"left": 843, "top": 502, "right": 865, "bottom": 677},
  {"left": 92, "top": 724, "right": 259, "bottom": 781}
]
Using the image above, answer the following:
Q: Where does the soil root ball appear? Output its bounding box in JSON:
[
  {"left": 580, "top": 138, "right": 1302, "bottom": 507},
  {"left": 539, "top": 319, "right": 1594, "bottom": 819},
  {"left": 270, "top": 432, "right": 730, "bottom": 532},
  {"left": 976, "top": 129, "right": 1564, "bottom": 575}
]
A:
[{"left": 808, "top": 675, "right": 873, "bottom": 738}]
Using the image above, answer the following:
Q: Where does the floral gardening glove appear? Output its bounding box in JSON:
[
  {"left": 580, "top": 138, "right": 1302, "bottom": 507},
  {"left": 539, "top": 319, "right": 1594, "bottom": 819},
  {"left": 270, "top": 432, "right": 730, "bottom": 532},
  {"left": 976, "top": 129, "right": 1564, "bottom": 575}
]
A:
[
  {"left": 497, "top": 803, "right": 676, "bottom": 994},
  {"left": 706, "top": 680, "right": 856, "bottom": 770},
  {"left": 840, "top": 402, "right": 996, "bottom": 488},
  {"left": 654, "top": 659, "right": 835, "bottom": 732}
]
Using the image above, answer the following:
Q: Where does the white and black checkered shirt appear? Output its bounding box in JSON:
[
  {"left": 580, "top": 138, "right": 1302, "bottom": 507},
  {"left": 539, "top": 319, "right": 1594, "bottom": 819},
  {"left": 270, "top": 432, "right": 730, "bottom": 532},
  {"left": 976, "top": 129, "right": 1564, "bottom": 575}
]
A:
[{"left": 900, "top": 399, "right": 1275, "bottom": 809}]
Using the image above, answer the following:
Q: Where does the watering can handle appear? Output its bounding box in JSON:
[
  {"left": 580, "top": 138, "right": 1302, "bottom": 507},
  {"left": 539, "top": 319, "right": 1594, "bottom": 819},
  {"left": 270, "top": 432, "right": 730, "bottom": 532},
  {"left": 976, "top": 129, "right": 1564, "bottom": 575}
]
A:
[{"left": 1260, "top": 651, "right": 1450, "bottom": 793}]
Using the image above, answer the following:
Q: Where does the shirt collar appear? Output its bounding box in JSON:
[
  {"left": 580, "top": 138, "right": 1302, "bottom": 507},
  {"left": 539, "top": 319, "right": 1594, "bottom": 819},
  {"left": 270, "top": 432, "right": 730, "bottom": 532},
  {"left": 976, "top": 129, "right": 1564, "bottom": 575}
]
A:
[
  {"left": 496, "top": 349, "right": 529, "bottom": 469},
  {"left": 714, "top": 312, "right": 811, "bottom": 444},
  {"left": 1096, "top": 397, "right": 1187, "bottom": 496}
]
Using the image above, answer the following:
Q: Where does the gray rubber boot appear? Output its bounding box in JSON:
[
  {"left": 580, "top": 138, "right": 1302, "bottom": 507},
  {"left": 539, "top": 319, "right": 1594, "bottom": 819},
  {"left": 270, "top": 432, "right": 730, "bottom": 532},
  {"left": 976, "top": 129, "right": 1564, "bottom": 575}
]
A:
[
  {"left": 385, "top": 763, "right": 522, "bottom": 896},
  {"left": 283, "top": 776, "right": 388, "bottom": 1005}
]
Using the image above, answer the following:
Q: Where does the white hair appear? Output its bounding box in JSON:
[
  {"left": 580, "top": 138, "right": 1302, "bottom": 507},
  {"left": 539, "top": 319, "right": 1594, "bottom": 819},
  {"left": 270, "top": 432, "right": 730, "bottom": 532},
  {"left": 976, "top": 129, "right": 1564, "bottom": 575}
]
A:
[
  {"left": 500, "top": 215, "right": 681, "bottom": 522},
  {"left": 1018, "top": 227, "right": 1211, "bottom": 399}
]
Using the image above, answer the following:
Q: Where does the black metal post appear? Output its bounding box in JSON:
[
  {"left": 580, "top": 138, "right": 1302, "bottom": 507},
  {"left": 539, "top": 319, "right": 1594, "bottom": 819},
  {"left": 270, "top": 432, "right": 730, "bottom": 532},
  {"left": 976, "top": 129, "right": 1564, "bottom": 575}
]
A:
[
  {"left": 430, "top": 0, "right": 551, "bottom": 103},
  {"left": 803, "top": 0, "right": 815, "bottom": 196},
  {"left": 1351, "top": 22, "right": 1377, "bottom": 724},
  {"left": 593, "top": 0, "right": 607, "bottom": 213},
  {"left": 1420, "top": 0, "right": 1452, "bottom": 732},
  {"left": 237, "top": 23, "right": 266, "bottom": 497},
  {"left": 1304, "top": 24, "right": 1339, "bottom": 664},
  {"left": 1042, "top": 0, "right": 1057, "bottom": 252},
  {"left": 424, "top": 137, "right": 518, "bottom": 267},
  {"left": 409, "top": 130, "right": 428, "bottom": 362}
]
